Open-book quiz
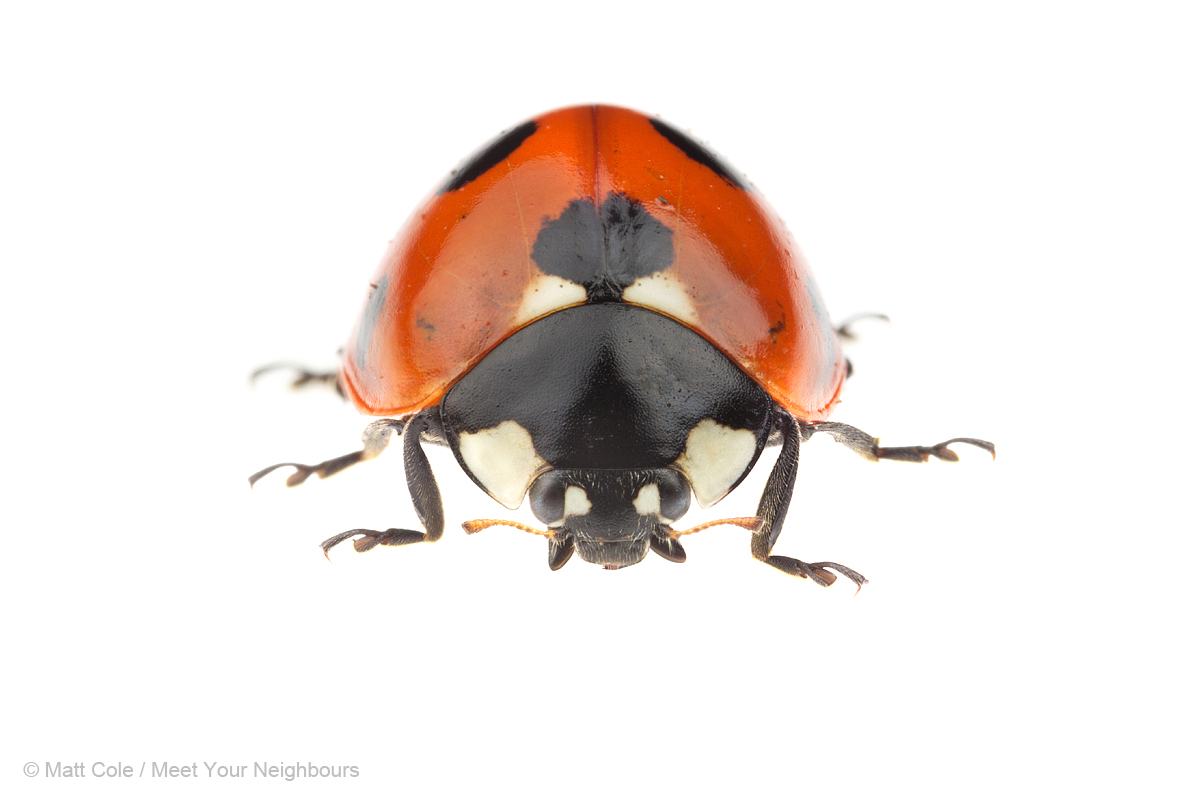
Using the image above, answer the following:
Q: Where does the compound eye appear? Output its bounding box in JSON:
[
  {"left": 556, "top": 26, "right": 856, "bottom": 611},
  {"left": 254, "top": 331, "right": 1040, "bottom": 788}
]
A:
[
  {"left": 529, "top": 472, "right": 567, "bottom": 525},
  {"left": 657, "top": 470, "right": 691, "bottom": 521}
]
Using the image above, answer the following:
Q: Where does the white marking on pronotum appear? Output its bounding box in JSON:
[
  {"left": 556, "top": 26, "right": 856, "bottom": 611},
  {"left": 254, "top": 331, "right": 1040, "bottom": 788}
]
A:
[
  {"left": 515, "top": 274, "right": 588, "bottom": 324},
  {"left": 632, "top": 483, "right": 665, "bottom": 521},
  {"left": 674, "top": 420, "right": 758, "bottom": 508},
  {"left": 622, "top": 273, "right": 700, "bottom": 325},
  {"left": 458, "top": 421, "right": 549, "bottom": 510},
  {"left": 563, "top": 486, "right": 592, "bottom": 519}
]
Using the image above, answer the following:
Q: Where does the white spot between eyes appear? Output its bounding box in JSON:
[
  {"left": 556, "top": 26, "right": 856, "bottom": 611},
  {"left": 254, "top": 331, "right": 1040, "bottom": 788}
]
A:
[
  {"left": 515, "top": 274, "right": 588, "bottom": 324},
  {"left": 674, "top": 420, "right": 757, "bottom": 508},
  {"left": 622, "top": 273, "right": 700, "bottom": 326},
  {"left": 458, "top": 421, "right": 548, "bottom": 510},
  {"left": 632, "top": 483, "right": 662, "bottom": 517},
  {"left": 563, "top": 486, "right": 592, "bottom": 518}
]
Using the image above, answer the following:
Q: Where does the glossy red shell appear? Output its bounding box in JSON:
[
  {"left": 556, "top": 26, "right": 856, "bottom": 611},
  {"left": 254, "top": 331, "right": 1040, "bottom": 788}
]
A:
[{"left": 340, "top": 104, "right": 846, "bottom": 421}]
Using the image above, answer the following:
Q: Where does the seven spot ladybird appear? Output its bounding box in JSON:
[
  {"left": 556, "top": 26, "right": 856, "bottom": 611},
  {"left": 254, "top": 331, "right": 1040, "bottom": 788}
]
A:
[{"left": 250, "top": 104, "right": 993, "bottom": 589}]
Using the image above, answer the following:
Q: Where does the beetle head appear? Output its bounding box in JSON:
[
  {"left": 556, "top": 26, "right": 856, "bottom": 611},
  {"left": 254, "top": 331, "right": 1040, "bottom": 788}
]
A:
[{"left": 528, "top": 468, "right": 691, "bottom": 569}]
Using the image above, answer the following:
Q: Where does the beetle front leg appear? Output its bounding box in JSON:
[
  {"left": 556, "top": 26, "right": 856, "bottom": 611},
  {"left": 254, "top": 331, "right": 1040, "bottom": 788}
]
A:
[
  {"left": 752, "top": 409, "right": 867, "bottom": 590},
  {"left": 750, "top": 418, "right": 994, "bottom": 588},
  {"left": 249, "top": 410, "right": 446, "bottom": 558},
  {"left": 319, "top": 412, "right": 445, "bottom": 558}
]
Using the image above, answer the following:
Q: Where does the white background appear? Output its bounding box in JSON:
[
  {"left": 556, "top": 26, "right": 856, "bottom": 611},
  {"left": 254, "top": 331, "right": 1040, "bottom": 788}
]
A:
[{"left": 4, "top": 2, "right": 1196, "bottom": 798}]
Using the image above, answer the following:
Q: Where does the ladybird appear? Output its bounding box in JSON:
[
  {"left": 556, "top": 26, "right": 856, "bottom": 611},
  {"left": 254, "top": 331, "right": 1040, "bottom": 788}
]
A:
[{"left": 250, "top": 104, "right": 993, "bottom": 589}]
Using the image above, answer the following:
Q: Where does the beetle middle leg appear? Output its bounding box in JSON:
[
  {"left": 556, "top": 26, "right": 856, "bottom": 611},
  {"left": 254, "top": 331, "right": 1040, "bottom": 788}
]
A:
[
  {"left": 249, "top": 410, "right": 445, "bottom": 557},
  {"left": 804, "top": 421, "right": 995, "bottom": 463},
  {"left": 750, "top": 414, "right": 994, "bottom": 589},
  {"left": 248, "top": 418, "right": 407, "bottom": 487}
]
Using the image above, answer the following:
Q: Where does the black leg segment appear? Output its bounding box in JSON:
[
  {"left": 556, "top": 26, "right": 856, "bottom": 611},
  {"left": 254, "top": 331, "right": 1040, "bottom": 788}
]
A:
[
  {"left": 749, "top": 412, "right": 993, "bottom": 589},
  {"left": 248, "top": 410, "right": 447, "bottom": 559},
  {"left": 805, "top": 421, "right": 995, "bottom": 463},
  {"left": 752, "top": 408, "right": 868, "bottom": 590},
  {"left": 248, "top": 418, "right": 408, "bottom": 488},
  {"left": 319, "top": 411, "right": 445, "bottom": 558}
]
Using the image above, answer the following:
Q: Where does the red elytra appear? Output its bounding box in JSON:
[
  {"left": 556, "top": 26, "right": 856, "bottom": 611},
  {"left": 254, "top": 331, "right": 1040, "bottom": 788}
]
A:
[{"left": 340, "top": 104, "right": 845, "bottom": 421}]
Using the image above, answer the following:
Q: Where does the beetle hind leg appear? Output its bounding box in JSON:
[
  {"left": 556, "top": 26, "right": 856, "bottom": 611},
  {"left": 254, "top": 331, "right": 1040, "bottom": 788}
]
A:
[
  {"left": 250, "top": 362, "right": 345, "bottom": 398},
  {"left": 835, "top": 312, "right": 889, "bottom": 340}
]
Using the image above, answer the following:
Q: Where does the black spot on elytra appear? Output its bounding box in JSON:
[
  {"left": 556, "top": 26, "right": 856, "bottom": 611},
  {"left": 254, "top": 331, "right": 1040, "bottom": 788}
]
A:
[
  {"left": 532, "top": 193, "right": 674, "bottom": 303},
  {"left": 649, "top": 118, "right": 748, "bottom": 191},
  {"left": 356, "top": 276, "right": 388, "bottom": 370},
  {"left": 768, "top": 314, "right": 786, "bottom": 344},
  {"left": 441, "top": 120, "right": 538, "bottom": 193}
]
